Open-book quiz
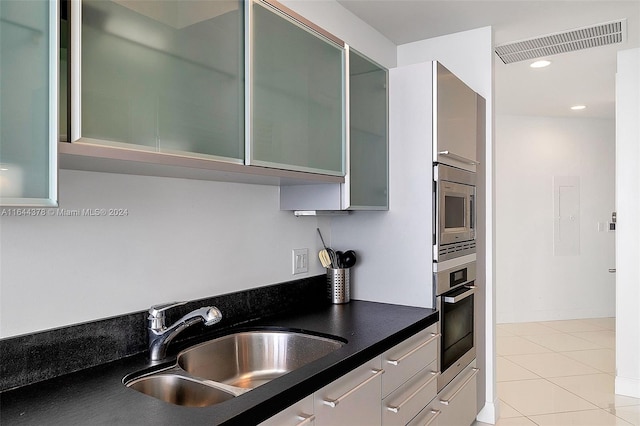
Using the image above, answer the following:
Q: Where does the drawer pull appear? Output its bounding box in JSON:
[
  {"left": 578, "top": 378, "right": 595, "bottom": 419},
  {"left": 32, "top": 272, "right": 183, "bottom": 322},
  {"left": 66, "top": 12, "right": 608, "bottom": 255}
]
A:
[
  {"left": 439, "top": 368, "right": 479, "bottom": 406},
  {"left": 322, "top": 369, "right": 384, "bottom": 408},
  {"left": 387, "top": 333, "right": 440, "bottom": 366},
  {"left": 423, "top": 409, "right": 441, "bottom": 426},
  {"left": 386, "top": 371, "right": 438, "bottom": 413},
  {"left": 294, "top": 413, "right": 315, "bottom": 426}
]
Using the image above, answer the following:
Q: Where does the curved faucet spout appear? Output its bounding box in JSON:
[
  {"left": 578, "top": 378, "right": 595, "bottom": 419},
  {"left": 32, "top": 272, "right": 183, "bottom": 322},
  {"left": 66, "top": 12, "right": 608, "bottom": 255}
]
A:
[{"left": 147, "top": 303, "right": 222, "bottom": 361}]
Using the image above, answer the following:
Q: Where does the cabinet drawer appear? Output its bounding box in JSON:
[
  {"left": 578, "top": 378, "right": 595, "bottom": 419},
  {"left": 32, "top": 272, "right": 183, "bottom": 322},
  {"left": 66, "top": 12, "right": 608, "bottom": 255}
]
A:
[
  {"left": 437, "top": 362, "right": 479, "bottom": 426},
  {"left": 382, "top": 360, "right": 438, "bottom": 426},
  {"left": 407, "top": 402, "right": 441, "bottom": 426},
  {"left": 259, "top": 395, "right": 314, "bottom": 426},
  {"left": 314, "top": 357, "right": 382, "bottom": 426},
  {"left": 382, "top": 324, "right": 438, "bottom": 397}
]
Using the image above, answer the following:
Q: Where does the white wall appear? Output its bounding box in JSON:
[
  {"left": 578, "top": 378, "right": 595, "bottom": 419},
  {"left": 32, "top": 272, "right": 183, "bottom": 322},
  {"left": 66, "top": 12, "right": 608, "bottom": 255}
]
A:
[
  {"left": 615, "top": 48, "right": 640, "bottom": 399},
  {"left": 495, "top": 115, "right": 616, "bottom": 323},
  {"left": 397, "top": 29, "right": 492, "bottom": 101},
  {"left": 0, "top": 170, "right": 327, "bottom": 337}
]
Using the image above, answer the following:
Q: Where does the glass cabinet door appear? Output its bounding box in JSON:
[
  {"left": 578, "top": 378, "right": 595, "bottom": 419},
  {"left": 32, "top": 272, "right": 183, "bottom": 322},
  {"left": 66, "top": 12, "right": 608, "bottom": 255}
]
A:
[
  {"left": 249, "top": 1, "right": 344, "bottom": 176},
  {"left": 347, "top": 49, "right": 388, "bottom": 209},
  {"left": 78, "top": 0, "right": 244, "bottom": 162},
  {"left": 0, "top": 0, "right": 58, "bottom": 207}
]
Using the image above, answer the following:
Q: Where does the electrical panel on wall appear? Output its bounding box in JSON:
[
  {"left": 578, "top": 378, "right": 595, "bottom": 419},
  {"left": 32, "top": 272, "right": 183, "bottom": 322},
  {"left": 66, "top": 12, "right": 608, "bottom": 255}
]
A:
[{"left": 553, "top": 176, "right": 581, "bottom": 256}]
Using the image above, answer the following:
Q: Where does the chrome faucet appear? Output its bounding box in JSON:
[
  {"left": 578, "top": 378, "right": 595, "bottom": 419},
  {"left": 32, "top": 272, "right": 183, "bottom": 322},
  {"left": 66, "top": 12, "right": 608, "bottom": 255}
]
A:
[{"left": 147, "top": 301, "right": 222, "bottom": 361}]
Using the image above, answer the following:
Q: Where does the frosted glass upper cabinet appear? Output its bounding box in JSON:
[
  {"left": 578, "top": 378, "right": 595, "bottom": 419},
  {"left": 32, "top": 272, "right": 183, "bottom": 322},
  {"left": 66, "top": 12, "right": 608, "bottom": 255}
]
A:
[
  {"left": 0, "top": 0, "right": 58, "bottom": 207},
  {"left": 346, "top": 48, "right": 388, "bottom": 209},
  {"left": 248, "top": 0, "right": 345, "bottom": 176},
  {"left": 73, "top": 0, "right": 244, "bottom": 162}
]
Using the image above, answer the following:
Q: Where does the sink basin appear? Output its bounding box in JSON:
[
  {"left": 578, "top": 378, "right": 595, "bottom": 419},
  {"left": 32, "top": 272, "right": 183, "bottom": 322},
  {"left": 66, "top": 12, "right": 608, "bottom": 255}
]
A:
[
  {"left": 125, "top": 329, "right": 344, "bottom": 407},
  {"left": 178, "top": 330, "right": 344, "bottom": 389},
  {"left": 126, "top": 374, "right": 235, "bottom": 407}
]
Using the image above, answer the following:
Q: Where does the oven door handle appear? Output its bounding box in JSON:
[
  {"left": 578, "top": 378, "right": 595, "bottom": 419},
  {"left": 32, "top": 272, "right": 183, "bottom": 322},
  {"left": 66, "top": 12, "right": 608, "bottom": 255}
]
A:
[{"left": 443, "top": 285, "right": 476, "bottom": 303}]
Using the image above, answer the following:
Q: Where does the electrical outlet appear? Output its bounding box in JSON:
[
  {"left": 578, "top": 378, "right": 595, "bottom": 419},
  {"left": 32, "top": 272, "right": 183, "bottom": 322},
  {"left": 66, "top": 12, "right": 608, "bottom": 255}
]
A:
[{"left": 292, "top": 248, "right": 309, "bottom": 275}]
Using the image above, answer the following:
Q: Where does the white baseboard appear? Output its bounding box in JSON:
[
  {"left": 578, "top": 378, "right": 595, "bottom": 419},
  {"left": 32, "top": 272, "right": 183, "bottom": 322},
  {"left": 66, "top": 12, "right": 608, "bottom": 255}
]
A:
[
  {"left": 616, "top": 376, "right": 640, "bottom": 398},
  {"left": 476, "top": 398, "right": 500, "bottom": 424}
]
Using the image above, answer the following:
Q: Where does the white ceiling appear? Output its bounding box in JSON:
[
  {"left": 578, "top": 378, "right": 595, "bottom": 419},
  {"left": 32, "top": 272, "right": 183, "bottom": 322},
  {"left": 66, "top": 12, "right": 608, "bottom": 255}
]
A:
[{"left": 337, "top": 0, "right": 640, "bottom": 118}]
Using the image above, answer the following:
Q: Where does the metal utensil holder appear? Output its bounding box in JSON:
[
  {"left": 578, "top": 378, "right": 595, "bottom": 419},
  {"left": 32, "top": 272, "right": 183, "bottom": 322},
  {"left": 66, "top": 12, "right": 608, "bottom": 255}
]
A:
[{"left": 327, "top": 268, "right": 350, "bottom": 304}]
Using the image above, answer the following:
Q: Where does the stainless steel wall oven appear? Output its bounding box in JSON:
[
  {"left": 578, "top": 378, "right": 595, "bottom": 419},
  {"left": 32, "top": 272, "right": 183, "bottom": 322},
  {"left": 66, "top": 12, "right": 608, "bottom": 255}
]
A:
[
  {"left": 434, "top": 164, "right": 476, "bottom": 262},
  {"left": 435, "top": 260, "right": 476, "bottom": 391}
]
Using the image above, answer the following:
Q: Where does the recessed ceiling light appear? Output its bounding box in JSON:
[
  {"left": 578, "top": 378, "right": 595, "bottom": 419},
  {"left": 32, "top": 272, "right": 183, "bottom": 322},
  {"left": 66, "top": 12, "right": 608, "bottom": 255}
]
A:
[
  {"left": 530, "top": 60, "right": 551, "bottom": 68},
  {"left": 570, "top": 105, "right": 587, "bottom": 110}
]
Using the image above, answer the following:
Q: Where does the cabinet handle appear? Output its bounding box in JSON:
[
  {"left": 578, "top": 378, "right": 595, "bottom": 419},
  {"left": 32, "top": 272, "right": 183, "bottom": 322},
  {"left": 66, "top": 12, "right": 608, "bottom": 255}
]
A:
[
  {"left": 294, "top": 413, "right": 315, "bottom": 426},
  {"left": 443, "top": 286, "right": 476, "bottom": 303},
  {"left": 322, "top": 369, "right": 384, "bottom": 408},
  {"left": 387, "top": 333, "right": 440, "bottom": 366},
  {"left": 423, "top": 409, "right": 442, "bottom": 426},
  {"left": 438, "top": 151, "right": 479, "bottom": 165},
  {"left": 439, "top": 368, "right": 479, "bottom": 406},
  {"left": 386, "top": 371, "right": 438, "bottom": 413}
]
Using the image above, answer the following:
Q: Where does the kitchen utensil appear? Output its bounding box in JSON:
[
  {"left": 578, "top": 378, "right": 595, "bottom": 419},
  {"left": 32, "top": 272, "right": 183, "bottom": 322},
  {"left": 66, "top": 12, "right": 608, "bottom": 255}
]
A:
[
  {"left": 319, "top": 250, "right": 332, "bottom": 268},
  {"left": 317, "top": 228, "right": 328, "bottom": 248},
  {"left": 316, "top": 228, "right": 334, "bottom": 268},
  {"left": 327, "top": 248, "right": 339, "bottom": 269},
  {"left": 335, "top": 251, "right": 344, "bottom": 268},
  {"left": 342, "top": 250, "right": 357, "bottom": 268}
]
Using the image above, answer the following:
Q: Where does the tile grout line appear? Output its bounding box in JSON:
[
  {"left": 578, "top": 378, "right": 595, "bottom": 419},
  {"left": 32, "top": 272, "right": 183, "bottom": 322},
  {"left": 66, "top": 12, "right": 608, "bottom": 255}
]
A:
[
  {"left": 494, "top": 318, "right": 640, "bottom": 425},
  {"left": 557, "top": 349, "right": 616, "bottom": 375},
  {"left": 524, "top": 407, "right": 636, "bottom": 426},
  {"left": 519, "top": 328, "right": 607, "bottom": 352}
]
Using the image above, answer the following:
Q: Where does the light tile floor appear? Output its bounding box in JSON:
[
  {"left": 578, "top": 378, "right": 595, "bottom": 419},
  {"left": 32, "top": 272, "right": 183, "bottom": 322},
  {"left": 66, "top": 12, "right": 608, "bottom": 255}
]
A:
[{"left": 475, "top": 318, "right": 640, "bottom": 426}]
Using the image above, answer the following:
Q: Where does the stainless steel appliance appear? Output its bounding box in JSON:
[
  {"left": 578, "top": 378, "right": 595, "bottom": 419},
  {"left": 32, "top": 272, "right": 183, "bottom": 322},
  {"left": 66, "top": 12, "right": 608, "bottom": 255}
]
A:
[
  {"left": 434, "top": 164, "right": 476, "bottom": 262},
  {"left": 435, "top": 260, "right": 476, "bottom": 391}
]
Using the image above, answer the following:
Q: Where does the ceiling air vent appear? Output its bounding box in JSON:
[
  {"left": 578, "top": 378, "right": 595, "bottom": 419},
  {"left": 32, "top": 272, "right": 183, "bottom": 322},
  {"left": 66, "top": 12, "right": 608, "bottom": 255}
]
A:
[{"left": 495, "top": 20, "right": 626, "bottom": 64}]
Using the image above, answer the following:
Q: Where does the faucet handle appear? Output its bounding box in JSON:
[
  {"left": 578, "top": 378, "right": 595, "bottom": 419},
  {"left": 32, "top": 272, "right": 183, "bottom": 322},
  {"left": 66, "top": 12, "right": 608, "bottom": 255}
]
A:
[
  {"left": 148, "top": 301, "right": 188, "bottom": 330},
  {"left": 149, "top": 301, "right": 188, "bottom": 318}
]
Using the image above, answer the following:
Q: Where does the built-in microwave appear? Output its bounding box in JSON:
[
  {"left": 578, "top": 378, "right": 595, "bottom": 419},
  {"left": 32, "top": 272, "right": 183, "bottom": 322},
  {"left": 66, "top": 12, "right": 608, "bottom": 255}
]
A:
[{"left": 434, "top": 164, "right": 476, "bottom": 262}]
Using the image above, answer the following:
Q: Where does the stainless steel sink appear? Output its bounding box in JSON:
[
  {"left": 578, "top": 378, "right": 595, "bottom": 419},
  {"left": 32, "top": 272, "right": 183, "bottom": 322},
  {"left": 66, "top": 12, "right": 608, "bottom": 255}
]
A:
[
  {"left": 126, "top": 374, "right": 235, "bottom": 407},
  {"left": 125, "top": 330, "right": 344, "bottom": 406},
  {"left": 178, "top": 331, "right": 345, "bottom": 388}
]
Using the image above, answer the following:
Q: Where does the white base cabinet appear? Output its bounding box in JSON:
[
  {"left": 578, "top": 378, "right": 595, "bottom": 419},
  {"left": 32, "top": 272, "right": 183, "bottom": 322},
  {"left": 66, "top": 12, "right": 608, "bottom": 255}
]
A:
[
  {"left": 314, "top": 357, "right": 383, "bottom": 426},
  {"left": 382, "top": 361, "right": 438, "bottom": 426},
  {"left": 382, "top": 324, "right": 438, "bottom": 398},
  {"left": 259, "top": 395, "right": 315, "bottom": 426},
  {"left": 407, "top": 401, "right": 441, "bottom": 426},
  {"left": 436, "top": 361, "right": 479, "bottom": 426},
  {"left": 381, "top": 324, "right": 439, "bottom": 426},
  {"left": 407, "top": 360, "right": 479, "bottom": 426}
]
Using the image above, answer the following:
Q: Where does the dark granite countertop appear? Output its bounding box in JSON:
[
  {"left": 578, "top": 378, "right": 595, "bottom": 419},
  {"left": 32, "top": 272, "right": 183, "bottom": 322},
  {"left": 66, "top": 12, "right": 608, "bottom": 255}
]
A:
[{"left": 0, "top": 300, "right": 437, "bottom": 425}]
